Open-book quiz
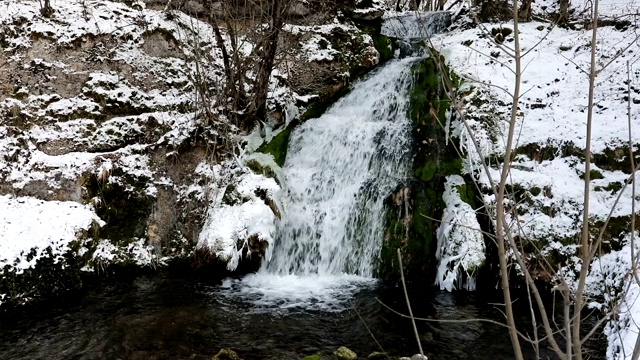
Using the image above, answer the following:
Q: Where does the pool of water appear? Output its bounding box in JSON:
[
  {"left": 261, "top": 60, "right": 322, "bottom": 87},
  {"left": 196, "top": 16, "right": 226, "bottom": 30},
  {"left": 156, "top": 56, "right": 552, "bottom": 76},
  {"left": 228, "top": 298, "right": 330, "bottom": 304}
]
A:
[{"left": 0, "top": 274, "right": 603, "bottom": 359}]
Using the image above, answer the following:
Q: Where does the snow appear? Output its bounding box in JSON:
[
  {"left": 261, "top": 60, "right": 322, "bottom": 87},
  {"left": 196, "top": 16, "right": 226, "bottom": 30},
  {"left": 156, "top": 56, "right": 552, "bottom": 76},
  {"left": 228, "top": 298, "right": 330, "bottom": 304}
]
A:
[
  {"left": 429, "top": 0, "right": 640, "bottom": 265},
  {"left": 197, "top": 171, "right": 280, "bottom": 271},
  {"left": 436, "top": 175, "right": 485, "bottom": 291},
  {"left": 435, "top": 21, "right": 640, "bottom": 152},
  {"left": 0, "top": 195, "right": 103, "bottom": 272},
  {"left": 300, "top": 34, "right": 340, "bottom": 61},
  {"left": 426, "top": 0, "right": 640, "bottom": 356},
  {"left": 92, "top": 238, "right": 159, "bottom": 269}
]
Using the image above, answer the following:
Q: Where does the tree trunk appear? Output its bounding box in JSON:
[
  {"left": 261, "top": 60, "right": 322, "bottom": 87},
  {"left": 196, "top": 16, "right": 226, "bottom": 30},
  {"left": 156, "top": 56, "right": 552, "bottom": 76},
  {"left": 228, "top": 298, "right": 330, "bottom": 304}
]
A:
[
  {"left": 41, "top": 0, "right": 54, "bottom": 17},
  {"left": 559, "top": 0, "right": 570, "bottom": 24},
  {"left": 251, "top": 0, "right": 285, "bottom": 124},
  {"left": 520, "top": 0, "right": 532, "bottom": 21}
]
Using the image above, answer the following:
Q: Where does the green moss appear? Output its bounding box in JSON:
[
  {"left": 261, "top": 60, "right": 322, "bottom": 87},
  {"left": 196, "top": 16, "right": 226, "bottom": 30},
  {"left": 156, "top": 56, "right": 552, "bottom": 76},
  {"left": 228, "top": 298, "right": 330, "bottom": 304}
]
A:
[
  {"left": 579, "top": 169, "right": 604, "bottom": 180},
  {"left": 84, "top": 170, "right": 153, "bottom": 243},
  {"left": 372, "top": 34, "right": 394, "bottom": 64},
  {"left": 256, "top": 123, "right": 296, "bottom": 167},
  {"left": 0, "top": 245, "right": 86, "bottom": 307},
  {"left": 456, "top": 181, "right": 477, "bottom": 208},
  {"left": 302, "top": 355, "right": 322, "bottom": 360},
  {"left": 380, "top": 186, "right": 440, "bottom": 278},
  {"left": 530, "top": 186, "right": 542, "bottom": 196},
  {"left": 379, "top": 54, "right": 470, "bottom": 280},
  {"left": 245, "top": 159, "right": 278, "bottom": 180},
  {"left": 414, "top": 158, "right": 462, "bottom": 181}
]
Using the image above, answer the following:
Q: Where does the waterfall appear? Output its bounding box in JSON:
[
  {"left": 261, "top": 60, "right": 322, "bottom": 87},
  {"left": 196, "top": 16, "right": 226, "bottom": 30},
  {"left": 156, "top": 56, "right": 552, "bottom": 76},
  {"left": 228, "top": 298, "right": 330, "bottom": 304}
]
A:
[
  {"left": 265, "top": 59, "right": 415, "bottom": 277},
  {"left": 223, "top": 12, "right": 452, "bottom": 311},
  {"left": 227, "top": 59, "right": 416, "bottom": 311}
]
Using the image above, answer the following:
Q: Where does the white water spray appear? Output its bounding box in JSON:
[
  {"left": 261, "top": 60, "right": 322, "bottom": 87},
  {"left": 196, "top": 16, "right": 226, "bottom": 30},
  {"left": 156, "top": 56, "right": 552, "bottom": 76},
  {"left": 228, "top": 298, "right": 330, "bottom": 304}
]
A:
[
  {"left": 266, "top": 58, "right": 416, "bottom": 277},
  {"left": 229, "top": 59, "right": 417, "bottom": 310}
]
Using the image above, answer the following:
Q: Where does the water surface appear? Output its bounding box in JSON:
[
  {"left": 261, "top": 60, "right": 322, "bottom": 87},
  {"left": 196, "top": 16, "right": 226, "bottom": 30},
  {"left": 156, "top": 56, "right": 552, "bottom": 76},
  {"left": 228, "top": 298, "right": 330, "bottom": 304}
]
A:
[{"left": 0, "top": 274, "right": 588, "bottom": 360}]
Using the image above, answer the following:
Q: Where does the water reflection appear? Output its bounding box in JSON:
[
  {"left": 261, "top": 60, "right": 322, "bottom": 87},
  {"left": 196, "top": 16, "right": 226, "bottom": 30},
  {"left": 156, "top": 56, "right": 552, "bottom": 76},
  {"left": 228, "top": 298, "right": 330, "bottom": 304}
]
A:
[{"left": 0, "top": 275, "right": 603, "bottom": 359}]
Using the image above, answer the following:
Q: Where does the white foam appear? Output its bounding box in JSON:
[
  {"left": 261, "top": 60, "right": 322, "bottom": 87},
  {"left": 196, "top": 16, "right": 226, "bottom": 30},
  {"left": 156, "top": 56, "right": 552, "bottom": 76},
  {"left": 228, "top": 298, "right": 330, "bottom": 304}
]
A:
[{"left": 220, "top": 273, "right": 378, "bottom": 312}]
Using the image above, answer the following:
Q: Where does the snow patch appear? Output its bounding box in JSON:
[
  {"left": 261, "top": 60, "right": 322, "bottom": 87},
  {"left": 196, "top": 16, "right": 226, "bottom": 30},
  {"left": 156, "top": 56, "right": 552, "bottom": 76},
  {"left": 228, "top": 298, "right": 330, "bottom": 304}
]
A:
[
  {"left": 197, "top": 171, "right": 280, "bottom": 271},
  {"left": 0, "top": 195, "right": 103, "bottom": 272}
]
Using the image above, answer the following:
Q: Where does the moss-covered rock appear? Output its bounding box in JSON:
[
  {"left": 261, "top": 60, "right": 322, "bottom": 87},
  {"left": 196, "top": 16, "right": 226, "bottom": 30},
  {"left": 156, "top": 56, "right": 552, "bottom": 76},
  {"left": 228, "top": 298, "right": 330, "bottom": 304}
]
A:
[
  {"left": 334, "top": 346, "right": 358, "bottom": 360},
  {"left": 0, "top": 244, "right": 85, "bottom": 308},
  {"left": 256, "top": 122, "right": 296, "bottom": 167},
  {"left": 380, "top": 55, "right": 470, "bottom": 281},
  {"left": 372, "top": 34, "right": 394, "bottom": 64},
  {"left": 213, "top": 348, "right": 242, "bottom": 360},
  {"left": 84, "top": 169, "right": 154, "bottom": 242}
]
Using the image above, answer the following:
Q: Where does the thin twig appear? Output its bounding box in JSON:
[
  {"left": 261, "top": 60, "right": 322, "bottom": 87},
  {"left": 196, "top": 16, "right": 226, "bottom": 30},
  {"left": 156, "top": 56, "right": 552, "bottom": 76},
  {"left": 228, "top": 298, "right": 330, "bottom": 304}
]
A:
[
  {"left": 352, "top": 305, "right": 389, "bottom": 358},
  {"left": 397, "top": 249, "right": 424, "bottom": 357},
  {"left": 375, "top": 297, "right": 533, "bottom": 342}
]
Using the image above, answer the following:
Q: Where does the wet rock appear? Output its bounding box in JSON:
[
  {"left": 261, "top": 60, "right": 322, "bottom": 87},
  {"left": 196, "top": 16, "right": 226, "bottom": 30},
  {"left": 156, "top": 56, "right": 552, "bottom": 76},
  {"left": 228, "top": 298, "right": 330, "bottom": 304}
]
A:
[
  {"left": 334, "top": 346, "right": 358, "bottom": 360},
  {"left": 411, "top": 355, "right": 428, "bottom": 360},
  {"left": 212, "top": 348, "right": 241, "bottom": 360}
]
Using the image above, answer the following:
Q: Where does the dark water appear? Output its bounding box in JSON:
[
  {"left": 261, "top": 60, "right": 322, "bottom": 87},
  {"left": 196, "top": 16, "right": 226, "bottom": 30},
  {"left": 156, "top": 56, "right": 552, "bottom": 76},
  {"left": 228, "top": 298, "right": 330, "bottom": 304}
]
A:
[{"left": 0, "top": 274, "right": 601, "bottom": 360}]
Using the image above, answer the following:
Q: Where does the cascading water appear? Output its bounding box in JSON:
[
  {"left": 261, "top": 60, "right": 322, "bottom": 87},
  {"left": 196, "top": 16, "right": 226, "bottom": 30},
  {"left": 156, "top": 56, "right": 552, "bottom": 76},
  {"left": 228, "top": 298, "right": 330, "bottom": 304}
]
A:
[
  {"left": 224, "top": 59, "right": 417, "bottom": 311},
  {"left": 223, "top": 13, "right": 453, "bottom": 311},
  {"left": 266, "top": 59, "right": 415, "bottom": 278}
]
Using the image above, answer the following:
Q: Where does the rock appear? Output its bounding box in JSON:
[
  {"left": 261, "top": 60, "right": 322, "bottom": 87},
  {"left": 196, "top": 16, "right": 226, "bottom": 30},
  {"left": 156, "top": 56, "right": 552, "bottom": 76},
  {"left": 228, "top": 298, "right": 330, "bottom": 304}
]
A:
[
  {"left": 334, "top": 346, "right": 358, "bottom": 360},
  {"left": 287, "top": 0, "right": 310, "bottom": 17},
  {"left": 367, "top": 352, "right": 388, "bottom": 359},
  {"left": 411, "top": 355, "right": 428, "bottom": 360},
  {"left": 351, "top": 8, "right": 385, "bottom": 22},
  {"left": 212, "top": 348, "right": 242, "bottom": 360},
  {"left": 183, "top": 0, "right": 206, "bottom": 16},
  {"left": 361, "top": 46, "right": 380, "bottom": 68}
]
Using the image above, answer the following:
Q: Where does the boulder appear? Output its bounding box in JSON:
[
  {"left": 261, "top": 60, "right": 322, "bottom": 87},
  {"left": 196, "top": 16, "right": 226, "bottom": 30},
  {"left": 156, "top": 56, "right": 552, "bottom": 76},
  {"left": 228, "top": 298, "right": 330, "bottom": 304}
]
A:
[
  {"left": 334, "top": 346, "right": 358, "bottom": 360},
  {"left": 213, "top": 348, "right": 242, "bottom": 360}
]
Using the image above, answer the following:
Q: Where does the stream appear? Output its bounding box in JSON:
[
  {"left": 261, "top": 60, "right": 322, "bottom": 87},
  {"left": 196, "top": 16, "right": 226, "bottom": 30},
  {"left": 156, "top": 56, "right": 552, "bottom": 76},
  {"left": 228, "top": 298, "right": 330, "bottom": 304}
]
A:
[{"left": 0, "top": 274, "right": 582, "bottom": 360}]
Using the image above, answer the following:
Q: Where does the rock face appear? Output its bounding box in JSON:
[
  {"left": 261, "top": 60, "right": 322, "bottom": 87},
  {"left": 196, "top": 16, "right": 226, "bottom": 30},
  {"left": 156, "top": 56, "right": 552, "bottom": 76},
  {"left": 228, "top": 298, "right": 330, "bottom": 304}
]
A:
[
  {"left": 379, "top": 56, "right": 467, "bottom": 283},
  {"left": 0, "top": 0, "right": 390, "bottom": 307}
]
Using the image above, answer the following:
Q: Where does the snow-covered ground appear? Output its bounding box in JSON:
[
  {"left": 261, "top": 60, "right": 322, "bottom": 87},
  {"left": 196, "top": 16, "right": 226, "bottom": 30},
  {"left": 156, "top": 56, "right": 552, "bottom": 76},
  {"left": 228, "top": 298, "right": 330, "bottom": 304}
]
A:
[
  {"left": 0, "top": 195, "right": 103, "bottom": 272},
  {"left": 422, "top": 0, "right": 640, "bottom": 357}
]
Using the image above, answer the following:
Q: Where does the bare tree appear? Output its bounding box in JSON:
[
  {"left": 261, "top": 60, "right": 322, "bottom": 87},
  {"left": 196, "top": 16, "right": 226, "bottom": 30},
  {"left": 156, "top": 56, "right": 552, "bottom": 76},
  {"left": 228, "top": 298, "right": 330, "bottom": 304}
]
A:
[{"left": 40, "top": 0, "right": 54, "bottom": 17}]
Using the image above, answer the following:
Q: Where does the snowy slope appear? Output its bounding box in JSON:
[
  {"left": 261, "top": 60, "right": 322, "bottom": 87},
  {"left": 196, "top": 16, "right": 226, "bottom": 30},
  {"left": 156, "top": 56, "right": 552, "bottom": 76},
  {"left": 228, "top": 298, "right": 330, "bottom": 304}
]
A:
[{"left": 426, "top": 0, "right": 640, "bottom": 357}]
